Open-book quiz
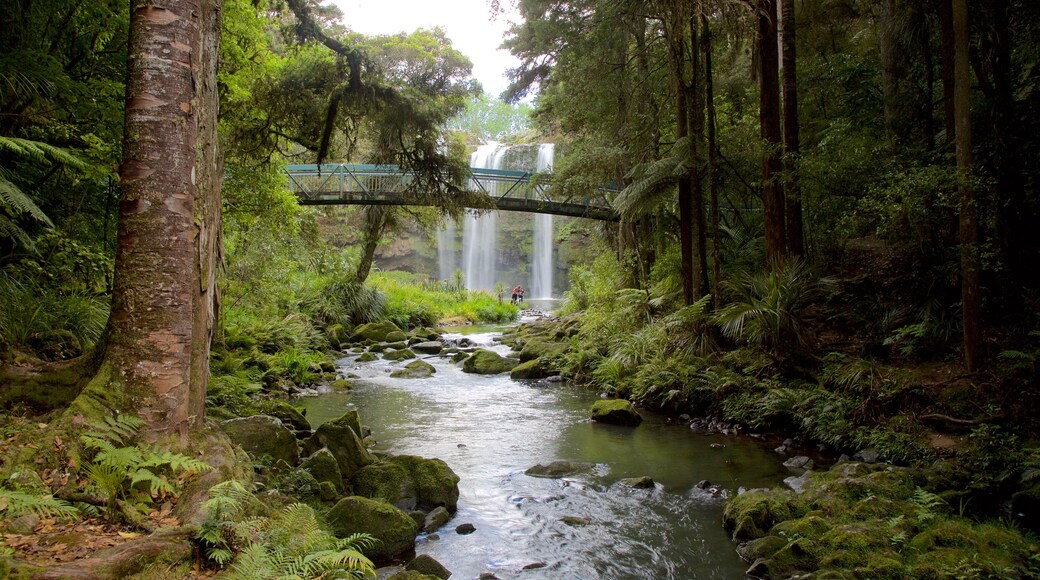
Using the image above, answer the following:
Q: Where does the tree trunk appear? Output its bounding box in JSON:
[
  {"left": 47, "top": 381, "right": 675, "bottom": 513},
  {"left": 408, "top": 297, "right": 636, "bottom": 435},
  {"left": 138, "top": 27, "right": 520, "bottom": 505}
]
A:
[
  {"left": 689, "top": 9, "right": 709, "bottom": 300},
  {"left": 879, "top": 0, "right": 904, "bottom": 144},
  {"left": 67, "top": 0, "right": 221, "bottom": 440},
  {"left": 780, "top": 0, "right": 803, "bottom": 258},
  {"left": 758, "top": 0, "right": 786, "bottom": 266},
  {"left": 354, "top": 206, "right": 389, "bottom": 285},
  {"left": 703, "top": 15, "right": 721, "bottom": 303},
  {"left": 676, "top": 76, "right": 695, "bottom": 306},
  {"left": 953, "top": 0, "right": 982, "bottom": 371},
  {"left": 939, "top": 0, "right": 956, "bottom": 146}
]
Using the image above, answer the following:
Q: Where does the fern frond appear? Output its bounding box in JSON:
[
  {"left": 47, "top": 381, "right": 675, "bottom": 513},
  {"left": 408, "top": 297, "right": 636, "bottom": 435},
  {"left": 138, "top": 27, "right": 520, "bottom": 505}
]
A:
[
  {"left": 0, "top": 490, "right": 80, "bottom": 520},
  {"left": 0, "top": 177, "right": 52, "bottom": 226}
]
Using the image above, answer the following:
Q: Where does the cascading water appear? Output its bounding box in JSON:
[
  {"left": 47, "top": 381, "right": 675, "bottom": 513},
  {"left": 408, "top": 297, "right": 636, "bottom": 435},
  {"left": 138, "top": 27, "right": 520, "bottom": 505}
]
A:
[
  {"left": 462, "top": 142, "right": 509, "bottom": 291},
  {"left": 531, "top": 144, "right": 555, "bottom": 299},
  {"left": 436, "top": 220, "right": 457, "bottom": 283}
]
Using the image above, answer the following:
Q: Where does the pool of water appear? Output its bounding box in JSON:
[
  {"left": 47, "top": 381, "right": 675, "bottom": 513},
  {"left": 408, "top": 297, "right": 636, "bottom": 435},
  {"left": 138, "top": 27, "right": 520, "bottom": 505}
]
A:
[{"left": 298, "top": 328, "right": 786, "bottom": 579}]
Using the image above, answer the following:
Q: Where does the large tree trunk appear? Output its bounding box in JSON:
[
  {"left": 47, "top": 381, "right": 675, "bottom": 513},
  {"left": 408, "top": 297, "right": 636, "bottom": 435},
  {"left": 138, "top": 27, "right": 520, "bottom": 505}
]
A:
[
  {"left": 689, "top": 9, "right": 709, "bottom": 300},
  {"left": 354, "top": 206, "right": 390, "bottom": 285},
  {"left": 676, "top": 76, "right": 696, "bottom": 306},
  {"left": 758, "top": 0, "right": 786, "bottom": 266},
  {"left": 953, "top": 0, "right": 982, "bottom": 371},
  {"left": 780, "top": 0, "right": 803, "bottom": 258},
  {"left": 68, "top": 0, "right": 222, "bottom": 439},
  {"left": 938, "top": 0, "right": 956, "bottom": 146}
]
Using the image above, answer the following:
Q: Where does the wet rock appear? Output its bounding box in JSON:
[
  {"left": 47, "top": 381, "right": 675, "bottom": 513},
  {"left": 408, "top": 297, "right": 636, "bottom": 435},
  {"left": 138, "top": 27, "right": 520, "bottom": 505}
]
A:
[
  {"left": 621, "top": 476, "right": 655, "bottom": 489},
  {"left": 560, "top": 516, "right": 591, "bottom": 526},
  {"left": 356, "top": 352, "right": 378, "bottom": 362},
  {"left": 451, "top": 352, "right": 469, "bottom": 364},
  {"left": 462, "top": 349, "right": 519, "bottom": 374},
  {"left": 509, "top": 358, "right": 558, "bottom": 380},
  {"left": 589, "top": 399, "right": 643, "bottom": 426},
  {"left": 352, "top": 321, "right": 403, "bottom": 342},
  {"left": 385, "top": 330, "right": 408, "bottom": 343},
  {"left": 406, "top": 554, "right": 452, "bottom": 579},
  {"left": 317, "top": 481, "right": 339, "bottom": 502},
  {"left": 424, "top": 506, "right": 451, "bottom": 531},
  {"left": 679, "top": 414, "right": 691, "bottom": 421},
  {"left": 312, "top": 410, "right": 374, "bottom": 480},
  {"left": 329, "top": 378, "right": 352, "bottom": 390},
  {"left": 783, "top": 456, "right": 815, "bottom": 470},
  {"left": 518, "top": 340, "right": 567, "bottom": 363},
  {"left": 696, "top": 480, "right": 712, "bottom": 489},
  {"left": 479, "top": 573, "right": 499, "bottom": 580},
  {"left": 352, "top": 455, "right": 460, "bottom": 513},
  {"left": 524, "top": 461, "right": 595, "bottom": 479},
  {"left": 390, "top": 360, "right": 436, "bottom": 379},
  {"left": 221, "top": 415, "right": 299, "bottom": 466},
  {"left": 853, "top": 448, "right": 881, "bottom": 464},
  {"left": 263, "top": 400, "right": 311, "bottom": 434},
  {"left": 412, "top": 341, "right": 444, "bottom": 355},
  {"left": 300, "top": 447, "right": 345, "bottom": 492},
  {"left": 384, "top": 348, "right": 417, "bottom": 362},
  {"left": 387, "top": 571, "right": 436, "bottom": 580},
  {"left": 522, "top": 562, "right": 547, "bottom": 570},
  {"left": 326, "top": 496, "right": 418, "bottom": 563},
  {"left": 455, "top": 523, "right": 476, "bottom": 535}
]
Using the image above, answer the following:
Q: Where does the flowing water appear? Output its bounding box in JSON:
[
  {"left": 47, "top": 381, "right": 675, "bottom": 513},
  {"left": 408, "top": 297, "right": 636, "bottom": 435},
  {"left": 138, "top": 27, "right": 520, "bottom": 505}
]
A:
[
  {"left": 299, "top": 323, "right": 787, "bottom": 579},
  {"left": 531, "top": 144, "right": 555, "bottom": 299}
]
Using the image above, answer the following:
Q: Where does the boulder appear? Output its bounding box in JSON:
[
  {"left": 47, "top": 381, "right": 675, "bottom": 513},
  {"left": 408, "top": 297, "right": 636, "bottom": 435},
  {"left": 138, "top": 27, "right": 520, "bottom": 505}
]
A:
[
  {"left": 424, "top": 506, "right": 451, "bottom": 531},
  {"left": 352, "top": 455, "right": 460, "bottom": 513},
  {"left": 356, "top": 352, "right": 378, "bottom": 362},
  {"left": 326, "top": 496, "right": 418, "bottom": 563},
  {"left": 462, "top": 349, "right": 518, "bottom": 375},
  {"left": 385, "top": 331, "right": 408, "bottom": 343},
  {"left": 384, "top": 348, "right": 417, "bottom": 362},
  {"left": 411, "top": 327, "right": 442, "bottom": 342},
  {"left": 406, "top": 554, "right": 452, "bottom": 579},
  {"left": 455, "top": 523, "right": 476, "bottom": 535},
  {"left": 518, "top": 339, "right": 566, "bottom": 363},
  {"left": 621, "top": 476, "right": 656, "bottom": 489},
  {"left": 388, "top": 572, "right": 440, "bottom": 580},
  {"left": 525, "top": 461, "right": 595, "bottom": 479},
  {"left": 391, "top": 360, "right": 436, "bottom": 379},
  {"left": 560, "top": 516, "right": 590, "bottom": 527},
  {"left": 412, "top": 341, "right": 444, "bottom": 355},
  {"left": 509, "top": 358, "right": 558, "bottom": 380},
  {"left": 352, "top": 461, "right": 413, "bottom": 510},
  {"left": 312, "top": 410, "right": 374, "bottom": 480},
  {"left": 221, "top": 415, "right": 299, "bottom": 465},
  {"left": 262, "top": 400, "right": 311, "bottom": 434},
  {"left": 329, "top": 379, "right": 352, "bottom": 390},
  {"left": 352, "top": 321, "right": 403, "bottom": 343},
  {"left": 300, "top": 448, "right": 345, "bottom": 492},
  {"left": 326, "top": 324, "right": 350, "bottom": 349},
  {"left": 589, "top": 399, "right": 643, "bottom": 426}
]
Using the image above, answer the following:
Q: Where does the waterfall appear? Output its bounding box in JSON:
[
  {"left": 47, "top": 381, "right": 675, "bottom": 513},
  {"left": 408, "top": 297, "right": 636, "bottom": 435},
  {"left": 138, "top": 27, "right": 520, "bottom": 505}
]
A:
[
  {"left": 436, "top": 219, "right": 456, "bottom": 283},
  {"left": 462, "top": 142, "right": 509, "bottom": 291},
  {"left": 531, "top": 144, "right": 555, "bottom": 299}
]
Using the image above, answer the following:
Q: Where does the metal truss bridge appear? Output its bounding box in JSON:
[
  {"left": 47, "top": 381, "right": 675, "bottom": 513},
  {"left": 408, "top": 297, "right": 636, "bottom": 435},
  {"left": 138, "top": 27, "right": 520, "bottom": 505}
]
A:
[{"left": 284, "top": 164, "right": 619, "bottom": 222}]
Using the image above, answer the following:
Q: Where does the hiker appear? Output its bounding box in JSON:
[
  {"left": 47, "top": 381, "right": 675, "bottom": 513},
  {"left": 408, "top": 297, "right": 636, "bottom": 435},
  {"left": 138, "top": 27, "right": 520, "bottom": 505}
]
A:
[
  {"left": 511, "top": 285, "right": 521, "bottom": 304},
  {"left": 518, "top": 286, "right": 525, "bottom": 303}
]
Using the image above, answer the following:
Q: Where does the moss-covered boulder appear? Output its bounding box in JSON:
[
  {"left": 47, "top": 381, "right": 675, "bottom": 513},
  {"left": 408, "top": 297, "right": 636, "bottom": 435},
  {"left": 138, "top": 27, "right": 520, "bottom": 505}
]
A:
[
  {"left": 312, "top": 410, "right": 374, "bottom": 480},
  {"left": 589, "top": 399, "right": 643, "bottom": 426},
  {"left": 518, "top": 339, "right": 567, "bottom": 363},
  {"left": 405, "top": 554, "right": 452, "bottom": 579},
  {"left": 462, "top": 349, "right": 518, "bottom": 374},
  {"left": 525, "top": 461, "right": 595, "bottom": 479},
  {"left": 385, "top": 330, "right": 408, "bottom": 343},
  {"left": 390, "top": 360, "right": 436, "bottom": 379},
  {"left": 509, "top": 358, "right": 558, "bottom": 380},
  {"left": 261, "top": 400, "right": 311, "bottom": 434},
  {"left": 326, "top": 324, "right": 351, "bottom": 349},
  {"left": 352, "top": 321, "right": 403, "bottom": 342},
  {"left": 221, "top": 415, "right": 299, "bottom": 465},
  {"left": 300, "top": 448, "right": 345, "bottom": 493},
  {"left": 326, "top": 496, "right": 419, "bottom": 563},
  {"left": 411, "top": 327, "right": 441, "bottom": 341},
  {"left": 353, "top": 461, "right": 412, "bottom": 509},
  {"left": 356, "top": 352, "right": 378, "bottom": 362},
  {"left": 387, "top": 571, "right": 440, "bottom": 580},
  {"left": 723, "top": 489, "right": 806, "bottom": 541},
  {"left": 352, "top": 455, "right": 460, "bottom": 513},
  {"left": 384, "top": 348, "right": 417, "bottom": 362}
]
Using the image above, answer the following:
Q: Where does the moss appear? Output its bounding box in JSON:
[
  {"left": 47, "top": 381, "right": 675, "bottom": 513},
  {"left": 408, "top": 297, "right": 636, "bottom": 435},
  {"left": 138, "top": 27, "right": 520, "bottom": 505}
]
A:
[
  {"left": 352, "top": 321, "right": 403, "bottom": 342},
  {"left": 589, "top": 399, "right": 643, "bottom": 426},
  {"left": 390, "top": 360, "right": 436, "bottom": 379},
  {"left": 737, "top": 534, "right": 788, "bottom": 561},
  {"left": 326, "top": 496, "right": 418, "bottom": 563},
  {"left": 0, "top": 353, "right": 96, "bottom": 413},
  {"left": 723, "top": 489, "right": 807, "bottom": 541},
  {"left": 389, "top": 455, "right": 461, "bottom": 512},
  {"left": 356, "top": 352, "right": 378, "bottom": 362},
  {"left": 387, "top": 571, "right": 440, "bottom": 580},
  {"left": 312, "top": 410, "right": 374, "bottom": 480},
  {"left": 518, "top": 339, "right": 567, "bottom": 363},
  {"left": 462, "top": 349, "right": 518, "bottom": 374},
  {"left": 772, "top": 515, "right": 832, "bottom": 541},
  {"left": 385, "top": 331, "right": 408, "bottom": 343},
  {"left": 221, "top": 415, "right": 300, "bottom": 465},
  {"left": 353, "top": 461, "right": 410, "bottom": 506},
  {"left": 326, "top": 324, "right": 350, "bottom": 349},
  {"left": 384, "top": 348, "right": 417, "bottom": 362},
  {"left": 768, "top": 538, "right": 819, "bottom": 576},
  {"left": 300, "top": 447, "right": 345, "bottom": 492},
  {"left": 330, "top": 378, "right": 352, "bottom": 390},
  {"left": 259, "top": 400, "right": 311, "bottom": 432},
  {"left": 510, "top": 358, "right": 557, "bottom": 380}
]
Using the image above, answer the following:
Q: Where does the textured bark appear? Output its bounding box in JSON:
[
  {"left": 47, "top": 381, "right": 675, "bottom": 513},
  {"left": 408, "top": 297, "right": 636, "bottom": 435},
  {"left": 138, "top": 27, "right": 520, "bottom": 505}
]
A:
[
  {"left": 703, "top": 16, "right": 721, "bottom": 302},
  {"left": 689, "top": 9, "right": 709, "bottom": 300},
  {"left": 78, "top": 0, "right": 222, "bottom": 439},
  {"left": 758, "top": 0, "right": 786, "bottom": 266},
  {"left": 953, "top": 0, "right": 982, "bottom": 371},
  {"left": 354, "top": 206, "right": 390, "bottom": 285},
  {"left": 780, "top": 0, "right": 803, "bottom": 258}
]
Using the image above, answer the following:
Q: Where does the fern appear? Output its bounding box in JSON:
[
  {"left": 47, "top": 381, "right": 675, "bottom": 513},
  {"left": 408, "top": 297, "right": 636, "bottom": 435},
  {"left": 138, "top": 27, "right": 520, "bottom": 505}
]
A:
[{"left": 0, "top": 489, "right": 80, "bottom": 520}]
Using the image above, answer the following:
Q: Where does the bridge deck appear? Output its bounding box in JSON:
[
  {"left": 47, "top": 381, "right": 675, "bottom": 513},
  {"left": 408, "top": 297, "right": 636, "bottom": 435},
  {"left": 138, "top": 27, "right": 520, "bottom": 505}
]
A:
[{"left": 284, "top": 164, "right": 619, "bottom": 221}]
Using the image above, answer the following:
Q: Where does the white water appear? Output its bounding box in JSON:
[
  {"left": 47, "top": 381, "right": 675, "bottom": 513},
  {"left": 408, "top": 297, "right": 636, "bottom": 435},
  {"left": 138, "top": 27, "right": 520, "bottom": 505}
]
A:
[
  {"left": 436, "top": 220, "right": 457, "bottom": 283},
  {"left": 463, "top": 143, "right": 509, "bottom": 291},
  {"left": 531, "top": 144, "right": 555, "bottom": 299}
]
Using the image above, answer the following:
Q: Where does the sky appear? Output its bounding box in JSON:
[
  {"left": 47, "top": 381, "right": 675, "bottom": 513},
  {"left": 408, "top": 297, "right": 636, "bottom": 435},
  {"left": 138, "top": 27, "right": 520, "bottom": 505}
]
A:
[{"left": 329, "top": 0, "right": 522, "bottom": 98}]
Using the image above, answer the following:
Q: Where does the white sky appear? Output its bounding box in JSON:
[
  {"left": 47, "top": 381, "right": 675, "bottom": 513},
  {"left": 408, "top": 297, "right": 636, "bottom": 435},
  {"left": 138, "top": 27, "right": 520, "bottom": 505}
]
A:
[{"left": 329, "top": 0, "right": 522, "bottom": 98}]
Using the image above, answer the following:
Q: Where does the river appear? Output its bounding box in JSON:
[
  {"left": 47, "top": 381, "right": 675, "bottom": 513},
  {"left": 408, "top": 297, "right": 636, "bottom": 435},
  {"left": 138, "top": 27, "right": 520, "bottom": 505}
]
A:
[{"left": 298, "top": 320, "right": 787, "bottom": 579}]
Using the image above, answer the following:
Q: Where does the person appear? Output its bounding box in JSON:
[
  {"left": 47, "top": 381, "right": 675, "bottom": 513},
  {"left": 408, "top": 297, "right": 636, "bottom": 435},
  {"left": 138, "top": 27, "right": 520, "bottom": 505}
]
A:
[
  {"left": 518, "top": 286, "right": 525, "bottom": 303},
  {"left": 511, "top": 285, "right": 520, "bottom": 304}
]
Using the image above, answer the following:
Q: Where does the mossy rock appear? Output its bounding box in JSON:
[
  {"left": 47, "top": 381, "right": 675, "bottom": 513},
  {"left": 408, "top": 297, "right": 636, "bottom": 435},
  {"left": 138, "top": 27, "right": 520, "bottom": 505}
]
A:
[
  {"left": 525, "top": 461, "right": 595, "bottom": 479},
  {"left": 330, "top": 378, "right": 352, "bottom": 390},
  {"left": 462, "top": 349, "right": 518, "bottom": 374},
  {"left": 387, "top": 571, "right": 440, "bottom": 580},
  {"left": 260, "top": 400, "right": 311, "bottom": 433},
  {"left": 326, "top": 496, "right": 419, "bottom": 563},
  {"left": 411, "top": 327, "right": 441, "bottom": 341},
  {"left": 353, "top": 461, "right": 413, "bottom": 509},
  {"left": 327, "top": 324, "right": 350, "bottom": 349},
  {"left": 737, "top": 534, "right": 788, "bottom": 562},
  {"left": 723, "top": 489, "right": 806, "bottom": 541},
  {"left": 589, "top": 399, "right": 643, "bottom": 426},
  {"left": 221, "top": 415, "right": 299, "bottom": 465},
  {"left": 300, "top": 447, "right": 345, "bottom": 493},
  {"left": 384, "top": 348, "right": 417, "bottom": 362},
  {"left": 518, "top": 339, "right": 567, "bottom": 363},
  {"left": 390, "top": 360, "right": 436, "bottom": 379},
  {"left": 352, "top": 321, "right": 403, "bottom": 343},
  {"left": 312, "top": 410, "right": 374, "bottom": 480},
  {"left": 385, "top": 331, "right": 408, "bottom": 343},
  {"left": 0, "top": 355, "right": 94, "bottom": 413},
  {"left": 356, "top": 352, "right": 378, "bottom": 363},
  {"left": 389, "top": 455, "right": 461, "bottom": 512},
  {"left": 451, "top": 351, "right": 469, "bottom": 364},
  {"left": 27, "top": 329, "right": 82, "bottom": 361},
  {"left": 510, "top": 358, "right": 557, "bottom": 380},
  {"left": 412, "top": 341, "right": 444, "bottom": 355},
  {"left": 405, "top": 554, "right": 452, "bottom": 579},
  {"left": 772, "top": 515, "right": 832, "bottom": 541}
]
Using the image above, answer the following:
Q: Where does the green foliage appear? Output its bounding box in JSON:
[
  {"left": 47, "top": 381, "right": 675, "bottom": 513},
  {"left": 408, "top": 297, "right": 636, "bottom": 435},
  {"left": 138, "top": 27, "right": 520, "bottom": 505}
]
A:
[
  {"left": 448, "top": 93, "right": 533, "bottom": 140},
  {"left": 0, "top": 489, "right": 80, "bottom": 521},
  {"left": 196, "top": 481, "right": 377, "bottom": 578},
  {"left": 0, "top": 271, "right": 109, "bottom": 356},
  {"left": 79, "top": 415, "right": 212, "bottom": 517},
  {"left": 370, "top": 271, "right": 518, "bottom": 327}
]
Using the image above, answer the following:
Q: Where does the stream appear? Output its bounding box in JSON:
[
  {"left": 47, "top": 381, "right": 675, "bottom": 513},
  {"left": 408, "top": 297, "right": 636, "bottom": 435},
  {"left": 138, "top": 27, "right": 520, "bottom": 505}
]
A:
[{"left": 298, "top": 319, "right": 788, "bottom": 579}]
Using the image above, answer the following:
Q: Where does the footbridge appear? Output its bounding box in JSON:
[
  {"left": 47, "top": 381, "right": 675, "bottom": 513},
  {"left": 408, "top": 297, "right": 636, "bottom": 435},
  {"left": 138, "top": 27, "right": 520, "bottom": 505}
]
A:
[{"left": 284, "top": 164, "right": 620, "bottom": 222}]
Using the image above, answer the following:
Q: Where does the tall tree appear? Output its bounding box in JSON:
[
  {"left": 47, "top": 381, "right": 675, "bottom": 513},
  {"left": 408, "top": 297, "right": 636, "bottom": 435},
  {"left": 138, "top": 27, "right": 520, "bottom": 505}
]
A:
[
  {"left": 780, "top": 0, "right": 803, "bottom": 258},
  {"left": 953, "top": 0, "right": 982, "bottom": 371},
  {"left": 69, "top": 0, "right": 222, "bottom": 438},
  {"left": 758, "top": 0, "right": 786, "bottom": 265}
]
